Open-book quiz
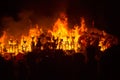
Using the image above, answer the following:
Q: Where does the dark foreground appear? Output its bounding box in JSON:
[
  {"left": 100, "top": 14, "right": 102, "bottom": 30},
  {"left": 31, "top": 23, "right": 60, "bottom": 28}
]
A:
[{"left": 0, "top": 45, "right": 120, "bottom": 80}]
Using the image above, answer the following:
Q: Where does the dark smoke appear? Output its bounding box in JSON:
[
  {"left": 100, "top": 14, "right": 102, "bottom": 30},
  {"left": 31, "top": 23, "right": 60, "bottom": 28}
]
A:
[{"left": 0, "top": 0, "right": 120, "bottom": 39}]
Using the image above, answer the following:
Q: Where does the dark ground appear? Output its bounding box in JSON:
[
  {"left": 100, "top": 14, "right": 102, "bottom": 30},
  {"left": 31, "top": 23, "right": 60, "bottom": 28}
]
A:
[{"left": 0, "top": 44, "right": 120, "bottom": 80}]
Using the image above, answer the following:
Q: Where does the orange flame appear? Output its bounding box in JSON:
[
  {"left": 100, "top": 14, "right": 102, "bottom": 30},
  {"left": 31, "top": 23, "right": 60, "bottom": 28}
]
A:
[
  {"left": 0, "top": 31, "right": 7, "bottom": 54},
  {"left": 0, "top": 16, "right": 118, "bottom": 57}
]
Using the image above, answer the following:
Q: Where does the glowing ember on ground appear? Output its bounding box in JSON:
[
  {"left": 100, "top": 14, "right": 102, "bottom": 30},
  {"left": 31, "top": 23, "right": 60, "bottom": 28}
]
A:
[{"left": 0, "top": 15, "right": 118, "bottom": 57}]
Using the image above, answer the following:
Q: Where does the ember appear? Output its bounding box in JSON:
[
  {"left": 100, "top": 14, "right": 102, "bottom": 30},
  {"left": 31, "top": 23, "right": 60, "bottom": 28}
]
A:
[{"left": 0, "top": 15, "right": 118, "bottom": 57}]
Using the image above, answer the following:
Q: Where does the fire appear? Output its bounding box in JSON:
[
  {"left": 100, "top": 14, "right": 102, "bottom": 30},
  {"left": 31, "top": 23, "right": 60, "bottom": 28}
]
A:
[
  {"left": 20, "top": 24, "right": 42, "bottom": 53},
  {"left": 49, "top": 16, "right": 87, "bottom": 52},
  {"left": 98, "top": 31, "right": 118, "bottom": 52},
  {"left": 50, "top": 17, "right": 71, "bottom": 50},
  {"left": 0, "top": 31, "right": 7, "bottom": 54},
  {"left": 0, "top": 15, "right": 118, "bottom": 57},
  {"left": 0, "top": 25, "right": 42, "bottom": 56}
]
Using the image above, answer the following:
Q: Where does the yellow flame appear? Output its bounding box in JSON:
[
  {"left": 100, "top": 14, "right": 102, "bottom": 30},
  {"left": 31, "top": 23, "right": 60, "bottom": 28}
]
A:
[{"left": 0, "top": 16, "right": 118, "bottom": 56}]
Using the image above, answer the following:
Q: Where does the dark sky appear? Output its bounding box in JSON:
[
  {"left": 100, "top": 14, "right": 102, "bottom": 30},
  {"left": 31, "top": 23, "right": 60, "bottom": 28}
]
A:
[{"left": 0, "top": 0, "right": 120, "bottom": 37}]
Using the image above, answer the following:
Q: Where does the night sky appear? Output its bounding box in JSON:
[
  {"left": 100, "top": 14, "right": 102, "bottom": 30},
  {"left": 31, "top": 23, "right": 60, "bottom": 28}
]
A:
[{"left": 0, "top": 0, "right": 120, "bottom": 38}]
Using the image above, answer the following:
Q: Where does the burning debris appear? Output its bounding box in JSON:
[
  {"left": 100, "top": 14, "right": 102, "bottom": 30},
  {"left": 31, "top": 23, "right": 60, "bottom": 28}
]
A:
[{"left": 0, "top": 15, "right": 118, "bottom": 58}]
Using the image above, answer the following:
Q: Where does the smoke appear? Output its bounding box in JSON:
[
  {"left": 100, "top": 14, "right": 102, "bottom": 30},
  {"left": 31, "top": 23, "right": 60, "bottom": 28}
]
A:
[
  {"left": 1, "top": 11, "right": 32, "bottom": 39},
  {"left": 0, "top": 10, "right": 68, "bottom": 39},
  {"left": 0, "top": 0, "right": 72, "bottom": 39}
]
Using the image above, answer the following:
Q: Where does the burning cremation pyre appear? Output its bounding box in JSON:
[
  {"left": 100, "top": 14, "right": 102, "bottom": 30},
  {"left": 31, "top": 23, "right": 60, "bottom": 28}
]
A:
[{"left": 0, "top": 15, "right": 118, "bottom": 58}]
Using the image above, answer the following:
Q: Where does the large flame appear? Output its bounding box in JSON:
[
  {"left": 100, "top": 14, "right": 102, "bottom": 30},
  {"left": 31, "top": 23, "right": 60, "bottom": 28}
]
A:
[{"left": 0, "top": 15, "right": 118, "bottom": 57}]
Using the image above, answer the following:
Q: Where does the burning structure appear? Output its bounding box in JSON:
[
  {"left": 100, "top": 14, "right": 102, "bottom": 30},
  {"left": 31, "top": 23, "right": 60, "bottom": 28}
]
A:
[{"left": 0, "top": 15, "right": 118, "bottom": 58}]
